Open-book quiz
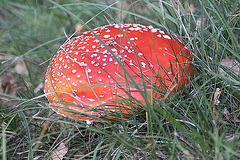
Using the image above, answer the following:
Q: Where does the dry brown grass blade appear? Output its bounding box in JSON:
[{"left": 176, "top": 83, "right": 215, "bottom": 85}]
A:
[{"left": 213, "top": 88, "right": 221, "bottom": 121}]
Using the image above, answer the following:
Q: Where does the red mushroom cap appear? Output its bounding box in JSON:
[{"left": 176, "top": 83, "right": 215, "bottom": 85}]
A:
[{"left": 44, "top": 24, "right": 193, "bottom": 121}]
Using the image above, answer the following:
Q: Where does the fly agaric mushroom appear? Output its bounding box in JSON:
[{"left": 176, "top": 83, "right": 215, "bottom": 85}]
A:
[{"left": 44, "top": 24, "right": 193, "bottom": 121}]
